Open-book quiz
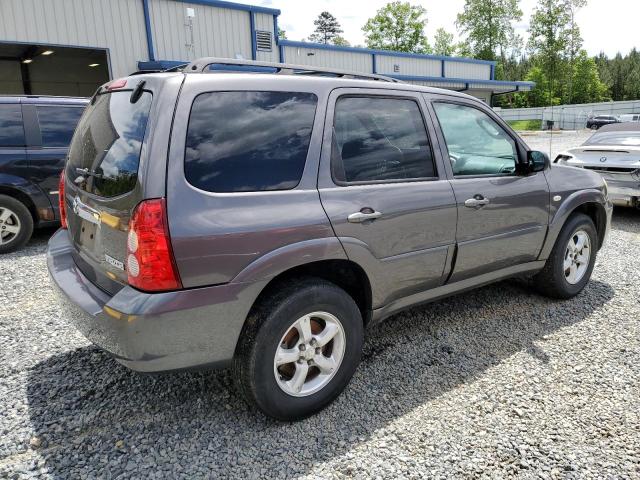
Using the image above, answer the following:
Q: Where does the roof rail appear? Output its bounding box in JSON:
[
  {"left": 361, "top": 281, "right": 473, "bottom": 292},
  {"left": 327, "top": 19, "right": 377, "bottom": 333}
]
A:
[{"left": 183, "top": 57, "right": 400, "bottom": 83}]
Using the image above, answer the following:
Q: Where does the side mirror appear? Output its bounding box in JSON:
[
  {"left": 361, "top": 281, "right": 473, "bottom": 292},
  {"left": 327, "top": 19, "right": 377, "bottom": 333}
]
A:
[{"left": 527, "top": 150, "right": 550, "bottom": 173}]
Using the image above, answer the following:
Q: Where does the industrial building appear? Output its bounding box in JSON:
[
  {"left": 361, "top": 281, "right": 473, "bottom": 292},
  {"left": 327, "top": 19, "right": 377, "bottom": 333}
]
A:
[{"left": 0, "top": 0, "right": 533, "bottom": 102}]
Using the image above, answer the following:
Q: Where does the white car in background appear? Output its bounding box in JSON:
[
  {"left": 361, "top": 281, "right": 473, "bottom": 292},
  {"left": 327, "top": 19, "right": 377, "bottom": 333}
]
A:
[
  {"left": 619, "top": 114, "right": 640, "bottom": 123},
  {"left": 555, "top": 123, "right": 640, "bottom": 208}
]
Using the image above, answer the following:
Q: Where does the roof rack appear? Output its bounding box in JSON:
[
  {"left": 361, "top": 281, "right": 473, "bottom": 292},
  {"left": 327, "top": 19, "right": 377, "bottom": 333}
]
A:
[{"left": 183, "top": 57, "right": 399, "bottom": 83}]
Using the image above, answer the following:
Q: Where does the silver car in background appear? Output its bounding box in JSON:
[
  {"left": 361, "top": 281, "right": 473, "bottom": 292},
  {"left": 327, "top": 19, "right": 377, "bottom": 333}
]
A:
[{"left": 555, "top": 123, "right": 640, "bottom": 208}]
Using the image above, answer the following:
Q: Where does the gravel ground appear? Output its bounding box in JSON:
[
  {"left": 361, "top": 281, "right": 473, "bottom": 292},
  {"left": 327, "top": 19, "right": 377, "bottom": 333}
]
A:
[
  {"left": 1, "top": 209, "right": 639, "bottom": 479},
  {"left": 518, "top": 129, "right": 592, "bottom": 160}
]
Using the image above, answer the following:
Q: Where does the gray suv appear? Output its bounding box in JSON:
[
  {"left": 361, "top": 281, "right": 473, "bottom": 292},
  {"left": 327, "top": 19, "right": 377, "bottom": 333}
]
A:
[{"left": 47, "top": 58, "right": 612, "bottom": 420}]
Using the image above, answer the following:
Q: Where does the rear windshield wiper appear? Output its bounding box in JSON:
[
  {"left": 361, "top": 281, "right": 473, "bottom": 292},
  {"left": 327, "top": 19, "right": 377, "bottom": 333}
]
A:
[{"left": 75, "top": 167, "right": 103, "bottom": 179}]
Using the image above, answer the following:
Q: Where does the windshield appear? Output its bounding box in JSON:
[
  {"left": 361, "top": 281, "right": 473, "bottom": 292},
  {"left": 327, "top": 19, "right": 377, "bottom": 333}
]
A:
[
  {"left": 66, "top": 90, "right": 152, "bottom": 197},
  {"left": 584, "top": 132, "right": 640, "bottom": 147}
]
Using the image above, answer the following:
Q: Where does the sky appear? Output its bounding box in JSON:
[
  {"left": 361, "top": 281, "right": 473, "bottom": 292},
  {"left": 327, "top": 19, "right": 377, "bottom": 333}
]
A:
[{"left": 257, "top": 0, "right": 638, "bottom": 58}]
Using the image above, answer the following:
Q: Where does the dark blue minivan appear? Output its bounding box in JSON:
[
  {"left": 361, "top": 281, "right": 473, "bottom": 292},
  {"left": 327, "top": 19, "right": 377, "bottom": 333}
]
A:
[{"left": 0, "top": 96, "right": 87, "bottom": 253}]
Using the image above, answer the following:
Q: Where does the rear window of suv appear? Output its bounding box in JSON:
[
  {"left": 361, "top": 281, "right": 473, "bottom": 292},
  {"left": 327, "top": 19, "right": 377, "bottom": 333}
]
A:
[
  {"left": 66, "top": 90, "right": 152, "bottom": 198},
  {"left": 185, "top": 91, "right": 317, "bottom": 193},
  {"left": 37, "top": 105, "right": 84, "bottom": 147}
]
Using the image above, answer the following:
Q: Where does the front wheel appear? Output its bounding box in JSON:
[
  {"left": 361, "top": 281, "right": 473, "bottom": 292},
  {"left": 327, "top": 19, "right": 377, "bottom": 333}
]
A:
[
  {"left": 533, "top": 213, "right": 597, "bottom": 299},
  {"left": 234, "top": 278, "right": 364, "bottom": 421}
]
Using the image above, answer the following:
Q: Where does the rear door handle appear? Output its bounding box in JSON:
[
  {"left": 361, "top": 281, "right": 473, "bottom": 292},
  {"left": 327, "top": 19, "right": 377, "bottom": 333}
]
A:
[
  {"left": 348, "top": 209, "right": 382, "bottom": 223},
  {"left": 464, "top": 196, "right": 490, "bottom": 208}
]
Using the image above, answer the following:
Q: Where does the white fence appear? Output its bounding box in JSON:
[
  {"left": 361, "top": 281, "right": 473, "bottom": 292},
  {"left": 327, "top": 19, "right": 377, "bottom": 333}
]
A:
[{"left": 495, "top": 100, "right": 640, "bottom": 130}]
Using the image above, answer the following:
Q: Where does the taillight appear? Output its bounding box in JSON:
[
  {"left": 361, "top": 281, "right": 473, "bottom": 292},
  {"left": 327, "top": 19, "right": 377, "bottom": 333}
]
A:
[
  {"left": 58, "top": 171, "right": 67, "bottom": 229},
  {"left": 126, "top": 198, "right": 182, "bottom": 292}
]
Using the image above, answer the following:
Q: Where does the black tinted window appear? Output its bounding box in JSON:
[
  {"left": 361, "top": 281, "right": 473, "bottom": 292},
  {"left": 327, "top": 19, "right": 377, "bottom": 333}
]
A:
[
  {"left": 185, "top": 91, "right": 317, "bottom": 193},
  {"left": 67, "top": 91, "right": 152, "bottom": 198},
  {"left": 332, "top": 97, "right": 435, "bottom": 183},
  {"left": 0, "top": 104, "right": 25, "bottom": 147},
  {"left": 37, "top": 106, "right": 84, "bottom": 147}
]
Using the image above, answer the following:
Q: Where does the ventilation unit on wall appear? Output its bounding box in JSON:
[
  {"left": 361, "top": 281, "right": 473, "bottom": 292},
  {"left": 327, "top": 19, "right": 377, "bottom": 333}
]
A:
[{"left": 256, "top": 31, "right": 273, "bottom": 52}]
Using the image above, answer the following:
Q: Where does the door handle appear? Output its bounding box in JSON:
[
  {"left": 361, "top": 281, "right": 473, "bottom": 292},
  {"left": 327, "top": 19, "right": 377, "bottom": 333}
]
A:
[
  {"left": 464, "top": 196, "right": 490, "bottom": 208},
  {"left": 348, "top": 209, "right": 382, "bottom": 223}
]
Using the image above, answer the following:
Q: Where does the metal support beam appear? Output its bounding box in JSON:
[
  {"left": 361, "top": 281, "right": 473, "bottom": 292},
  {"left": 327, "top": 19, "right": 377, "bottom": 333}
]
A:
[
  {"left": 249, "top": 12, "right": 257, "bottom": 60},
  {"left": 141, "top": 0, "right": 155, "bottom": 61}
]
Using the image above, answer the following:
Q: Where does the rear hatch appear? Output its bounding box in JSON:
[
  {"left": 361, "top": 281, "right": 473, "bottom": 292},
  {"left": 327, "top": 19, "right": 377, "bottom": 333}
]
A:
[{"left": 63, "top": 80, "right": 155, "bottom": 295}]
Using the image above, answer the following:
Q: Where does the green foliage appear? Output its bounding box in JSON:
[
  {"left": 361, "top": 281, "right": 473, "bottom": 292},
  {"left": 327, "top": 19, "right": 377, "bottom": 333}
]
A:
[
  {"left": 596, "top": 49, "right": 640, "bottom": 101},
  {"left": 309, "top": 11, "right": 343, "bottom": 45},
  {"left": 332, "top": 36, "right": 351, "bottom": 47},
  {"left": 569, "top": 50, "right": 608, "bottom": 103},
  {"left": 507, "top": 119, "right": 542, "bottom": 130},
  {"left": 456, "top": 0, "right": 522, "bottom": 61},
  {"left": 433, "top": 28, "right": 456, "bottom": 56},
  {"left": 277, "top": 28, "right": 287, "bottom": 40},
  {"left": 362, "top": 2, "right": 432, "bottom": 53}
]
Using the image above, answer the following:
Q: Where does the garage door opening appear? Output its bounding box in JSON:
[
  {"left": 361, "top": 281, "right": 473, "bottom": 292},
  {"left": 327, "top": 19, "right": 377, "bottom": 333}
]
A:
[{"left": 0, "top": 43, "right": 110, "bottom": 97}]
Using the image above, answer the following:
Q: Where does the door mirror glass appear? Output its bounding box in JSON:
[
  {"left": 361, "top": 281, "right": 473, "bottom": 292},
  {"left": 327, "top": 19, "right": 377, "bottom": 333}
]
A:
[{"left": 528, "top": 150, "right": 549, "bottom": 172}]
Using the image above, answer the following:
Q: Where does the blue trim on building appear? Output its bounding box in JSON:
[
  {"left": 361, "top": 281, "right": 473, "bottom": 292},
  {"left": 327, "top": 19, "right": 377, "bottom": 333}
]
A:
[
  {"left": 170, "top": 0, "right": 280, "bottom": 15},
  {"left": 441, "top": 60, "right": 445, "bottom": 78},
  {"left": 141, "top": 0, "right": 155, "bottom": 61},
  {"left": 372, "top": 54, "right": 377, "bottom": 74},
  {"left": 279, "top": 44, "right": 285, "bottom": 63},
  {"left": 137, "top": 60, "right": 188, "bottom": 70},
  {"left": 273, "top": 14, "right": 279, "bottom": 46},
  {"left": 277, "top": 39, "right": 497, "bottom": 66},
  {"left": 490, "top": 64, "right": 495, "bottom": 80},
  {"left": 249, "top": 11, "right": 257, "bottom": 60}
]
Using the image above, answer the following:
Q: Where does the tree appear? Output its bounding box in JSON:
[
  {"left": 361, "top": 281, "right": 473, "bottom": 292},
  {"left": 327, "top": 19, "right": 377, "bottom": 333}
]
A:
[
  {"left": 455, "top": 0, "right": 522, "bottom": 61},
  {"left": 362, "top": 2, "right": 432, "bottom": 53},
  {"left": 433, "top": 28, "right": 456, "bottom": 56},
  {"left": 277, "top": 27, "right": 287, "bottom": 40},
  {"left": 570, "top": 50, "right": 608, "bottom": 103},
  {"left": 527, "top": 0, "right": 585, "bottom": 104},
  {"left": 309, "top": 11, "right": 343, "bottom": 45},
  {"left": 332, "top": 36, "right": 351, "bottom": 47}
]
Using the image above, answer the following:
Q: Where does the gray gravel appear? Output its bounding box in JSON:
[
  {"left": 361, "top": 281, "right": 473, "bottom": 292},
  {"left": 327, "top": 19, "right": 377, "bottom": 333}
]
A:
[
  {"left": 1, "top": 211, "right": 639, "bottom": 479},
  {"left": 519, "top": 129, "right": 592, "bottom": 160}
]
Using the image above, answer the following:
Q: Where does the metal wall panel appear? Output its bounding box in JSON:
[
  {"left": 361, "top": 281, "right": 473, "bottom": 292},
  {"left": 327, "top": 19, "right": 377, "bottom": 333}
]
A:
[
  {"left": 149, "top": 0, "right": 252, "bottom": 62},
  {"left": 375, "top": 55, "right": 440, "bottom": 77},
  {"left": 0, "top": 0, "right": 148, "bottom": 78},
  {"left": 253, "top": 13, "right": 277, "bottom": 62},
  {"left": 282, "top": 45, "right": 373, "bottom": 72},
  {"left": 444, "top": 61, "right": 491, "bottom": 80}
]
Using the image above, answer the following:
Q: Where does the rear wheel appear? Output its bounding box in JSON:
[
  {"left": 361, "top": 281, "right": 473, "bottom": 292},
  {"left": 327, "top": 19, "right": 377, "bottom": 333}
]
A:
[
  {"left": 234, "top": 278, "right": 363, "bottom": 421},
  {"left": 0, "top": 195, "right": 33, "bottom": 254},
  {"left": 533, "top": 213, "right": 597, "bottom": 299}
]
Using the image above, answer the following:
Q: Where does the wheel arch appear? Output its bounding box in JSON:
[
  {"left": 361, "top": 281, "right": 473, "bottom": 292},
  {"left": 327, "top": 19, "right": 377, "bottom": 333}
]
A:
[
  {"left": 247, "top": 259, "right": 374, "bottom": 327},
  {"left": 0, "top": 185, "right": 39, "bottom": 223},
  {"left": 540, "top": 190, "right": 609, "bottom": 260}
]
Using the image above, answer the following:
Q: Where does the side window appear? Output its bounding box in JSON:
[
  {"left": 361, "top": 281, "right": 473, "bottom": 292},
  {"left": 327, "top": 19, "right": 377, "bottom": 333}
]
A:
[
  {"left": 36, "top": 106, "right": 84, "bottom": 147},
  {"left": 185, "top": 91, "right": 317, "bottom": 193},
  {"left": 0, "top": 104, "right": 25, "bottom": 147},
  {"left": 332, "top": 96, "right": 436, "bottom": 183},
  {"left": 433, "top": 102, "right": 518, "bottom": 176}
]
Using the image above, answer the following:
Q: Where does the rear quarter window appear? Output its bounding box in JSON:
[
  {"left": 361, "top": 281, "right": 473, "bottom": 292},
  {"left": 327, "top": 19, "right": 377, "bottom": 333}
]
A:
[
  {"left": 0, "top": 104, "right": 25, "bottom": 147},
  {"left": 184, "top": 91, "right": 317, "bottom": 193},
  {"left": 36, "top": 105, "right": 84, "bottom": 147}
]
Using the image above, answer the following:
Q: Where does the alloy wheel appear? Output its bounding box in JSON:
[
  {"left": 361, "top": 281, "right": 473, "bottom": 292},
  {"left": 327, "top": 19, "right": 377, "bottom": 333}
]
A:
[
  {"left": 0, "top": 207, "right": 21, "bottom": 246},
  {"left": 564, "top": 229, "right": 591, "bottom": 284},
  {"left": 274, "top": 311, "right": 346, "bottom": 397}
]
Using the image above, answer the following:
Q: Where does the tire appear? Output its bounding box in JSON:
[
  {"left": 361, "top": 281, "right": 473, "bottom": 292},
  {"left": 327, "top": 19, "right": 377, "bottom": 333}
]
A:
[
  {"left": 0, "top": 194, "right": 34, "bottom": 254},
  {"left": 234, "top": 277, "right": 364, "bottom": 421},
  {"left": 533, "top": 213, "right": 597, "bottom": 299}
]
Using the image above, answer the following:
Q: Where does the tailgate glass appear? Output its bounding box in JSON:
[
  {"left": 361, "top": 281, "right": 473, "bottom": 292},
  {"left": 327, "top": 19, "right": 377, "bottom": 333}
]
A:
[{"left": 66, "top": 90, "right": 152, "bottom": 198}]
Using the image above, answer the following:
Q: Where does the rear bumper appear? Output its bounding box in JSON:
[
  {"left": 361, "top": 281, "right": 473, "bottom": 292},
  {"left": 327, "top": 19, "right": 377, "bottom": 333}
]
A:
[
  {"left": 47, "top": 229, "right": 265, "bottom": 372},
  {"left": 607, "top": 183, "right": 640, "bottom": 207}
]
